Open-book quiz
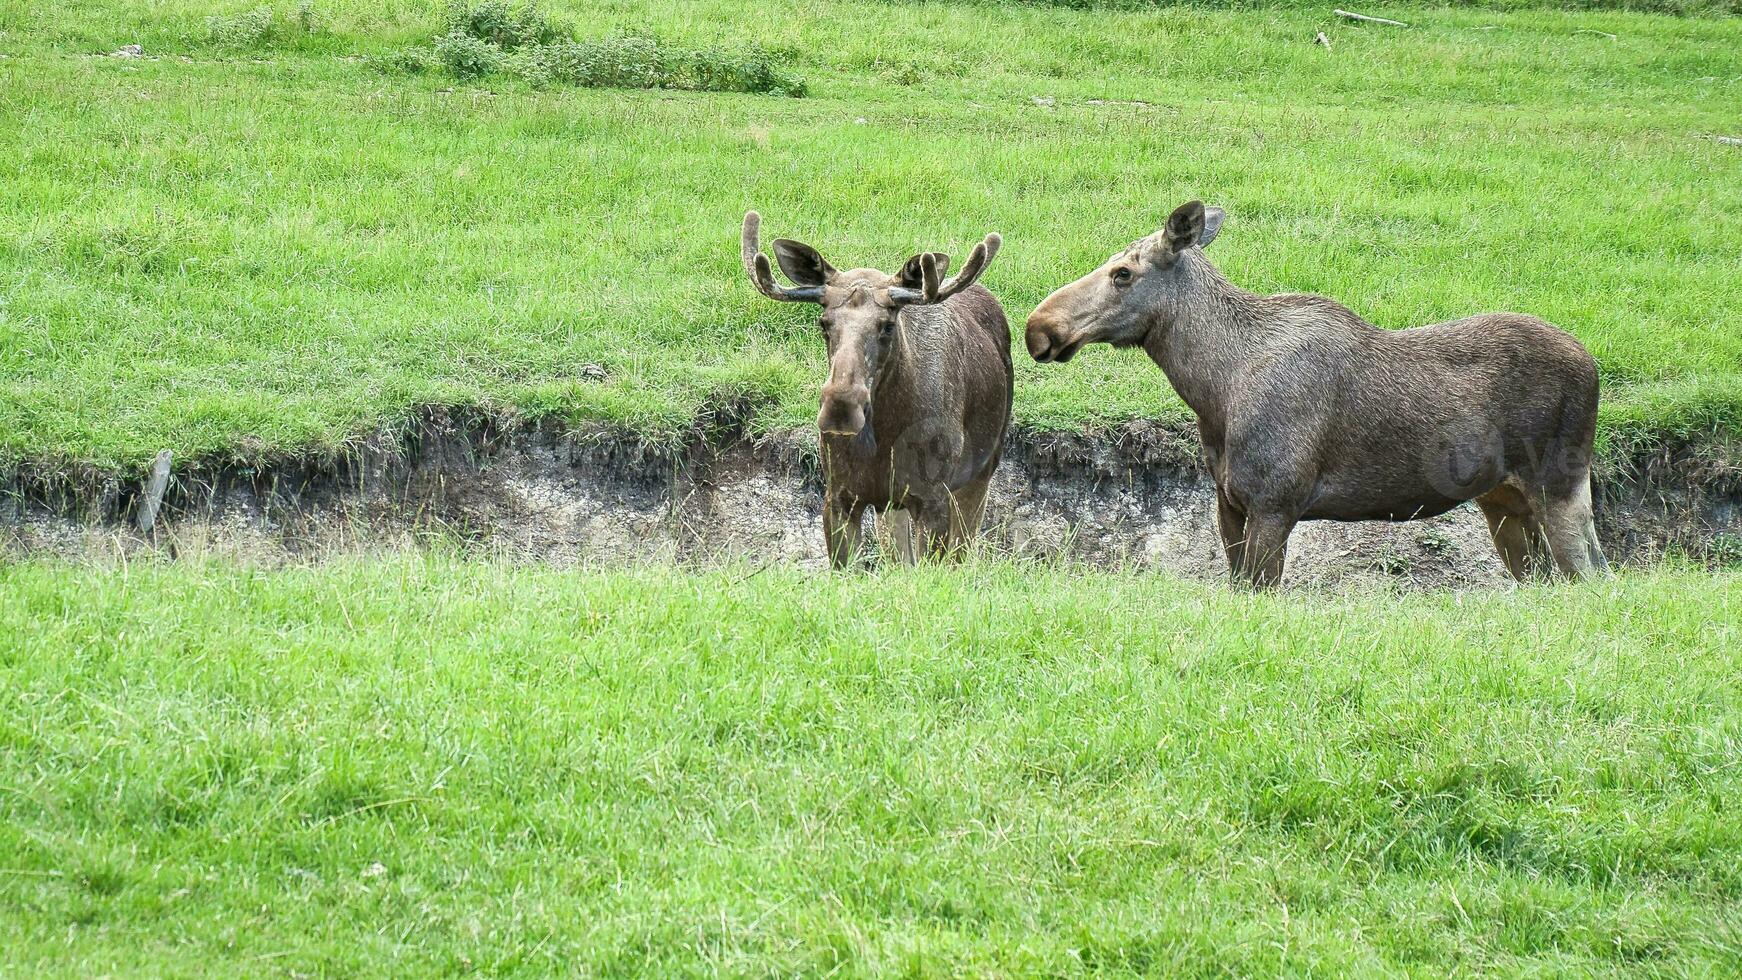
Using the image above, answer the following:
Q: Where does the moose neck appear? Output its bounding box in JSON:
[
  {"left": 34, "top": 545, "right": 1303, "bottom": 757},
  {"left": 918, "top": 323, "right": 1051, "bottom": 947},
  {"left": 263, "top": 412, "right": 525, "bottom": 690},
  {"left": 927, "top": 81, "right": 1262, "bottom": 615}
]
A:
[{"left": 1139, "top": 251, "right": 1271, "bottom": 442}]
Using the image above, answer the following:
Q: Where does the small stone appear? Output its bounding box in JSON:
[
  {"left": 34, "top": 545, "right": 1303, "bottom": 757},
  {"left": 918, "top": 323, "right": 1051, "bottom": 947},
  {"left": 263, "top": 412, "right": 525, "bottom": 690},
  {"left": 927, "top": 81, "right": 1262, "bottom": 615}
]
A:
[
  {"left": 1032, "top": 96, "right": 1055, "bottom": 107},
  {"left": 362, "top": 862, "right": 387, "bottom": 878},
  {"left": 111, "top": 44, "right": 143, "bottom": 58}
]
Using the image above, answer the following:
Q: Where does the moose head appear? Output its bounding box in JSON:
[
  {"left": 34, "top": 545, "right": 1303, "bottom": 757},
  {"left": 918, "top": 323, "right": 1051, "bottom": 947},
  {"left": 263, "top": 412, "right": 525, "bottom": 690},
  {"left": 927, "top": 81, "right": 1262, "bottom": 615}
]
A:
[
  {"left": 1025, "top": 200, "right": 1225, "bottom": 363},
  {"left": 742, "top": 212, "right": 1001, "bottom": 436}
]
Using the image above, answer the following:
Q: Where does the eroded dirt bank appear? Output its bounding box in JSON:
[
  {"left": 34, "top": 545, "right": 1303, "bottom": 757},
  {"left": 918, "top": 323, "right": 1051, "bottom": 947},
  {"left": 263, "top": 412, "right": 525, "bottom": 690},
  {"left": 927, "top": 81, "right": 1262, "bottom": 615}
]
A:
[{"left": 4, "top": 408, "right": 1738, "bottom": 588}]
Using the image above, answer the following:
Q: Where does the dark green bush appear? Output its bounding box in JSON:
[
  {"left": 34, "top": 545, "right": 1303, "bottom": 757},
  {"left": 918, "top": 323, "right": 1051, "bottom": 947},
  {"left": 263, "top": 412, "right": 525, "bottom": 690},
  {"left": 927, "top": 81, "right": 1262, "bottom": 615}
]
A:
[
  {"left": 498, "top": 48, "right": 554, "bottom": 87},
  {"left": 400, "top": 5, "right": 807, "bottom": 97},
  {"left": 537, "top": 34, "right": 667, "bottom": 89},
  {"left": 433, "top": 29, "right": 502, "bottom": 79},
  {"left": 673, "top": 44, "right": 807, "bottom": 98},
  {"left": 442, "top": 1, "right": 560, "bottom": 51}
]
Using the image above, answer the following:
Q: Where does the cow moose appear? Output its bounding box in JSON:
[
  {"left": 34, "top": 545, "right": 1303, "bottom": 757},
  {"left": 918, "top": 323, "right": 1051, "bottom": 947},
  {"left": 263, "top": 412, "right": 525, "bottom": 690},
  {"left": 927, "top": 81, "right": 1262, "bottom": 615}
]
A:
[
  {"left": 741, "top": 212, "right": 1013, "bottom": 568},
  {"left": 1025, "top": 200, "right": 1608, "bottom": 588}
]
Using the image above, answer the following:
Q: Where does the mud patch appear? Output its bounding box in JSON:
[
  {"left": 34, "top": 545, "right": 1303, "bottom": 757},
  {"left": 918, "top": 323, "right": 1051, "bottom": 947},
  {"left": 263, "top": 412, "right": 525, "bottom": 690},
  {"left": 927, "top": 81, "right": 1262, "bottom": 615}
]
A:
[{"left": 4, "top": 408, "right": 1738, "bottom": 588}]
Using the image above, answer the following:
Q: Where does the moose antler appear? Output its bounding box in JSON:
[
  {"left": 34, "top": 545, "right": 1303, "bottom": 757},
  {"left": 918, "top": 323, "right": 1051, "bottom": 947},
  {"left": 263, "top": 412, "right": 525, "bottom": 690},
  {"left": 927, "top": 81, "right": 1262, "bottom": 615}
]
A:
[
  {"left": 888, "top": 252, "right": 943, "bottom": 306},
  {"left": 937, "top": 233, "right": 1001, "bottom": 300},
  {"left": 742, "top": 212, "right": 825, "bottom": 303},
  {"left": 890, "top": 233, "right": 1002, "bottom": 305}
]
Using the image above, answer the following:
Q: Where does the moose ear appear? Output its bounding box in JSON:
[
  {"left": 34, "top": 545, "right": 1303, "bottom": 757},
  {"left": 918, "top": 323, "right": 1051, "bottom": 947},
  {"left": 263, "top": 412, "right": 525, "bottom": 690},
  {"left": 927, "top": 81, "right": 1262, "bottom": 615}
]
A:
[
  {"left": 896, "top": 251, "right": 949, "bottom": 289},
  {"left": 1162, "top": 200, "right": 1207, "bottom": 253},
  {"left": 1198, "top": 206, "right": 1225, "bottom": 248},
  {"left": 896, "top": 252, "right": 927, "bottom": 289},
  {"left": 771, "top": 239, "right": 835, "bottom": 287}
]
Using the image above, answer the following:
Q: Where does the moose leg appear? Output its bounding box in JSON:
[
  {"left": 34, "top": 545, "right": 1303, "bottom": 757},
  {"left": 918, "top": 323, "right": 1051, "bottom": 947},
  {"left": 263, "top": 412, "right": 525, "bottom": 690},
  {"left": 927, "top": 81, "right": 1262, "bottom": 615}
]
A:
[
  {"left": 1541, "top": 480, "right": 1608, "bottom": 579},
  {"left": 883, "top": 508, "right": 919, "bottom": 564},
  {"left": 943, "top": 477, "right": 993, "bottom": 558},
  {"left": 908, "top": 496, "right": 956, "bottom": 562},
  {"left": 1239, "top": 511, "right": 1296, "bottom": 590},
  {"left": 823, "top": 499, "right": 866, "bottom": 569},
  {"left": 1478, "top": 506, "right": 1537, "bottom": 582},
  {"left": 1214, "top": 488, "right": 1248, "bottom": 578},
  {"left": 1476, "top": 483, "right": 1553, "bottom": 581},
  {"left": 1476, "top": 486, "right": 1541, "bottom": 581}
]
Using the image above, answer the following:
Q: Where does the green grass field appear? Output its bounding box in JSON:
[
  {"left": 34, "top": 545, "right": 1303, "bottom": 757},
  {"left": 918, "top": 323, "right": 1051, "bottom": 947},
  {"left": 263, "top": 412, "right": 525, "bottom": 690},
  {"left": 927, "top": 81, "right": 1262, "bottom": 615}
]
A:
[
  {"left": 1, "top": 1, "right": 1740, "bottom": 468},
  {"left": 3, "top": 560, "right": 1740, "bottom": 974},
  {"left": 6, "top": 4, "right": 1742, "bottom": 974}
]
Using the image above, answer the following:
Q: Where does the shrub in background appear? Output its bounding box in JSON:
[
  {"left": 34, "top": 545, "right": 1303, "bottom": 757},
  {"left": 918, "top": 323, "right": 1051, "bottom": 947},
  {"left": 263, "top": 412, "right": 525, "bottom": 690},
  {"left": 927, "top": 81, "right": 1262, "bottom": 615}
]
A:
[
  {"left": 205, "top": 2, "right": 322, "bottom": 48},
  {"left": 674, "top": 45, "right": 806, "bottom": 98},
  {"left": 498, "top": 48, "right": 554, "bottom": 88},
  {"left": 395, "top": 3, "right": 805, "bottom": 97},
  {"left": 443, "top": 1, "right": 560, "bottom": 51},
  {"left": 433, "top": 28, "right": 503, "bottom": 79},
  {"left": 537, "top": 34, "right": 666, "bottom": 89}
]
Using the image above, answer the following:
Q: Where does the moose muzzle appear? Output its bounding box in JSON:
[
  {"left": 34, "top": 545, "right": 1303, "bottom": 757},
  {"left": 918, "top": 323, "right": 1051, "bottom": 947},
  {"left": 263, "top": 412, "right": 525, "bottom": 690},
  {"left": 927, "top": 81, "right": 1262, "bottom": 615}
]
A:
[
  {"left": 1025, "top": 305, "right": 1081, "bottom": 364},
  {"left": 818, "top": 383, "right": 870, "bottom": 436}
]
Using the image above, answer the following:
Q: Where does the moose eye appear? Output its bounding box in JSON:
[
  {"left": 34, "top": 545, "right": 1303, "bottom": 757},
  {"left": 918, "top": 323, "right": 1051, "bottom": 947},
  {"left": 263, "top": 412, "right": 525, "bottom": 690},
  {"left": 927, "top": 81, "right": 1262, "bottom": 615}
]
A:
[{"left": 1111, "top": 267, "right": 1133, "bottom": 286}]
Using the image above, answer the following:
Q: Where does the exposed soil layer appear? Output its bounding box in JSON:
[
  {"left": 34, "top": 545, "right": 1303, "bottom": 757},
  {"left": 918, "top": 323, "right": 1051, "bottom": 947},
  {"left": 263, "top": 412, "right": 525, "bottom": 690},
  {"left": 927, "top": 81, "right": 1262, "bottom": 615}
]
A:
[{"left": 4, "top": 408, "right": 1738, "bottom": 588}]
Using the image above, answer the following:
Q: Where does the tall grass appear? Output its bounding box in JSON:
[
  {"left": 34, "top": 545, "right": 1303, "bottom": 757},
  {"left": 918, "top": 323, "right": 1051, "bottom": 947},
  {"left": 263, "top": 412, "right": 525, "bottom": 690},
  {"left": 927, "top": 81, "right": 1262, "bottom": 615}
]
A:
[{"left": 2, "top": 559, "right": 1738, "bottom": 973}]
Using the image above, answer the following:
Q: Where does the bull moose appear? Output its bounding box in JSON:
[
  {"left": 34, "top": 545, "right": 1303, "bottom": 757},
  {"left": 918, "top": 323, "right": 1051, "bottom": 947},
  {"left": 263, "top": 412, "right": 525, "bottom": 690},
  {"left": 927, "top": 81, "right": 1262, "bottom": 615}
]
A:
[
  {"left": 741, "top": 212, "right": 1012, "bottom": 568},
  {"left": 1025, "top": 200, "right": 1608, "bottom": 588}
]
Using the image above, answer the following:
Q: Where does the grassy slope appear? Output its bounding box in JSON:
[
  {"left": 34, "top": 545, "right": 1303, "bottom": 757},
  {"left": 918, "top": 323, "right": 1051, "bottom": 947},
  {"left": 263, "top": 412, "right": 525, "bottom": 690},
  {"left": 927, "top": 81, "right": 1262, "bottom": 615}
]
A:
[
  {"left": 1, "top": 2, "right": 1740, "bottom": 468},
  {"left": 1, "top": 560, "right": 1739, "bottom": 974}
]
